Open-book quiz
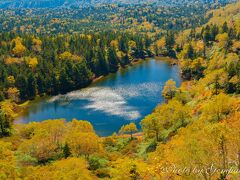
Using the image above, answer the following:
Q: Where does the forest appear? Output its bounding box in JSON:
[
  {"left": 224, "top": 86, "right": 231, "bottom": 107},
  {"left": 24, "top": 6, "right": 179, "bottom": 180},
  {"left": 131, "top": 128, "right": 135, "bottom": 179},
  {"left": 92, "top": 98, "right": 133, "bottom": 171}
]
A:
[
  {"left": 0, "top": 0, "right": 240, "bottom": 179},
  {"left": 0, "top": 2, "right": 227, "bottom": 34},
  {"left": 0, "top": 31, "right": 152, "bottom": 102}
]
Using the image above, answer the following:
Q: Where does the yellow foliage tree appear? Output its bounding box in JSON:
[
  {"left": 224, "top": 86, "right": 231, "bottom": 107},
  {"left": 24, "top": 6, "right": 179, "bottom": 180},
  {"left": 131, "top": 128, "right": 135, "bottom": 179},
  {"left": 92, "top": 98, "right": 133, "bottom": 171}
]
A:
[
  {"left": 119, "top": 122, "right": 138, "bottom": 139},
  {"left": 200, "top": 93, "right": 237, "bottom": 122},
  {"left": 202, "top": 69, "right": 228, "bottom": 95},
  {"left": 141, "top": 99, "right": 190, "bottom": 141},
  {"left": 32, "top": 38, "right": 42, "bottom": 52},
  {"left": 155, "top": 37, "right": 166, "bottom": 54},
  {"left": 11, "top": 37, "right": 27, "bottom": 57},
  {"left": 141, "top": 113, "right": 162, "bottom": 141},
  {"left": 0, "top": 101, "right": 18, "bottom": 120},
  {"left": 110, "top": 158, "right": 154, "bottom": 180},
  {"left": 7, "top": 87, "right": 20, "bottom": 102},
  {"left": 162, "top": 79, "right": 177, "bottom": 99},
  {"left": 4, "top": 57, "right": 20, "bottom": 65},
  {"left": 0, "top": 141, "right": 19, "bottom": 179},
  {"left": 18, "top": 120, "right": 65, "bottom": 163},
  {"left": 194, "top": 40, "right": 204, "bottom": 53},
  {"left": 110, "top": 40, "right": 119, "bottom": 49},
  {"left": 22, "top": 157, "right": 93, "bottom": 180},
  {"left": 65, "top": 132, "right": 102, "bottom": 159},
  {"left": 59, "top": 51, "right": 82, "bottom": 61},
  {"left": 216, "top": 33, "right": 229, "bottom": 49},
  {"left": 128, "top": 40, "right": 137, "bottom": 51},
  {"left": 232, "top": 40, "right": 240, "bottom": 52},
  {"left": 150, "top": 120, "right": 236, "bottom": 179},
  {"left": 25, "top": 57, "right": 38, "bottom": 69},
  {"left": 7, "top": 76, "right": 15, "bottom": 85},
  {"left": 59, "top": 51, "right": 73, "bottom": 60},
  {"left": 67, "top": 119, "right": 95, "bottom": 133}
]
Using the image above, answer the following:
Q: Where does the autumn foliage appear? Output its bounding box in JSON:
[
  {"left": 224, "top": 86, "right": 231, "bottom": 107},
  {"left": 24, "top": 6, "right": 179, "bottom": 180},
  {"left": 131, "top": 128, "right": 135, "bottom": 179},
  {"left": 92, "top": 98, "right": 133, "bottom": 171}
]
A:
[{"left": 0, "top": 1, "right": 240, "bottom": 179}]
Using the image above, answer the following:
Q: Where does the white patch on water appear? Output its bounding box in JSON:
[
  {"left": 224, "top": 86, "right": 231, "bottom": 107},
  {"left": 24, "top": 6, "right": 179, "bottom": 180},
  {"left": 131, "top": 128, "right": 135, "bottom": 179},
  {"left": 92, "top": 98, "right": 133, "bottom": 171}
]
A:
[
  {"left": 48, "top": 82, "right": 162, "bottom": 120},
  {"left": 83, "top": 88, "right": 141, "bottom": 120}
]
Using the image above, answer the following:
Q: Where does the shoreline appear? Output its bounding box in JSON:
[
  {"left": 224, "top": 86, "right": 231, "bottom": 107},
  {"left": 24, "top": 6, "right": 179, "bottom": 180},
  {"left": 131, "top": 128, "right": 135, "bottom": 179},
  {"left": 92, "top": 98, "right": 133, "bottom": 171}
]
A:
[
  {"left": 92, "top": 75, "right": 104, "bottom": 83},
  {"left": 154, "top": 56, "right": 178, "bottom": 65}
]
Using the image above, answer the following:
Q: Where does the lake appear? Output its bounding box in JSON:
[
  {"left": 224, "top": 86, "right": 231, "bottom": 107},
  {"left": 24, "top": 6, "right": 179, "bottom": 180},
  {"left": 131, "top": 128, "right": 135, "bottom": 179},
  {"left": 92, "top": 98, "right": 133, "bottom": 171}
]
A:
[{"left": 17, "top": 59, "right": 181, "bottom": 136}]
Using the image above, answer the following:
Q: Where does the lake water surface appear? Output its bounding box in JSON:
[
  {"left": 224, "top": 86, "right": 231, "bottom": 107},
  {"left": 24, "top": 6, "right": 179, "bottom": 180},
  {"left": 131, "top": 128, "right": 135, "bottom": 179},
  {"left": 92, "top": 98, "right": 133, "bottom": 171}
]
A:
[{"left": 17, "top": 59, "right": 181, "bottom": 136}]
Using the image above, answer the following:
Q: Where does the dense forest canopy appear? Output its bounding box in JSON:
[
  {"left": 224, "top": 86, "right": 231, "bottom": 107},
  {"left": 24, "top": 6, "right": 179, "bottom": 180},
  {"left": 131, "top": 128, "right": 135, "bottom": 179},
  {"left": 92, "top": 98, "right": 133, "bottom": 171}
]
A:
[
  {"left": 0, "top": 0, "right": 240, "bottom": 179},
  {"left": 0, "top": 2, "right": 230, "bottom": 34}
]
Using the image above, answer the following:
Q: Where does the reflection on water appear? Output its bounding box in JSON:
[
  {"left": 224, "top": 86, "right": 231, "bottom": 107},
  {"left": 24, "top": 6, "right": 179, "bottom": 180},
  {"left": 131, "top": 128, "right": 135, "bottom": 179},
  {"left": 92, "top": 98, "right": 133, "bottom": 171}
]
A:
[{"left": 17, "top": 59, "right": 181, "bottom": 136}]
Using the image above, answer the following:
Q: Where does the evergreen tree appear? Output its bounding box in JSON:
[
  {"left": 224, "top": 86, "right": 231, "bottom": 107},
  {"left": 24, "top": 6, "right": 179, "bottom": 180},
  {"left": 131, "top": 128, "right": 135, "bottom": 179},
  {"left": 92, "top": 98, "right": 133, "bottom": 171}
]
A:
[
  {"left": 36, "top": 74, "right": 47, "bottom": 95},
  {"left": 0, "top": 91, "right": 4, "bottom": 101},
  {"left": 165, "top": 32, "right": 176, "bottom": 57},
  {"left": 74, "top": 62, "right": 92, "bottom": 87},
  {"left": 51, "top": 73, "right": 60, "bottom": 95},
  {"left": 63, "top": 143, "right": 71, "bottom": 158},
  {"left": 108, "top": 46, "right": 119, "bottom": 72},
  {"left": 165, "top": 32, "right": 175, "bottom": 50},
  {"left": 210, "top": 25, "right": 219, "bottom": 41},
  {"left": 27, "top": 74, "right": 37, "bottom": 99},
  {"left": 222, "top": 22, "right": 228, "bottom": 33},
  {"left": 97, "top": 49, "right": 109, "bottom": 75},
  {"left": 0, "top": 110, "right": 11, "bottom": 137},
  {"left": 59, "top": 70, "right": 73, "bottom": 94},
  {"left": 15, "top": 75, "right": 28, "bottom": 100},
  {"left": 190, "top": 29, "right": 196, "bottom": 40},
  {"left": 203, "top": 25, "right": 211, "bottom": 45},
  {"left": 187, "top": 44, "right": 194, "bottom": 60},
  {"left": 120, "top": 54, "right": 130, "bottom": 66},
  {"left": 119, "top": 37, "right": 128, "bottom": 53}
]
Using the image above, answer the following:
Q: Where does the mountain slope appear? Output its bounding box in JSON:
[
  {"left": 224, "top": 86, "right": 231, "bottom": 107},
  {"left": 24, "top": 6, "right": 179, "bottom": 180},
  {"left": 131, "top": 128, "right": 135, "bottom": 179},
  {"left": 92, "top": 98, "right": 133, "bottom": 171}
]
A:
[{"left": 0, "top": 0, "right": 233, "bottom": 8}]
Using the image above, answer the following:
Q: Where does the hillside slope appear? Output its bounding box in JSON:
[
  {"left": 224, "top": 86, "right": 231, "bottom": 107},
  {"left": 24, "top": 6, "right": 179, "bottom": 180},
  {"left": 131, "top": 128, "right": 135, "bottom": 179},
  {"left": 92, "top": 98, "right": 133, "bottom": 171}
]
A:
[{"left": 0, "top": 0, "right": 233, "bottom": 8}]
